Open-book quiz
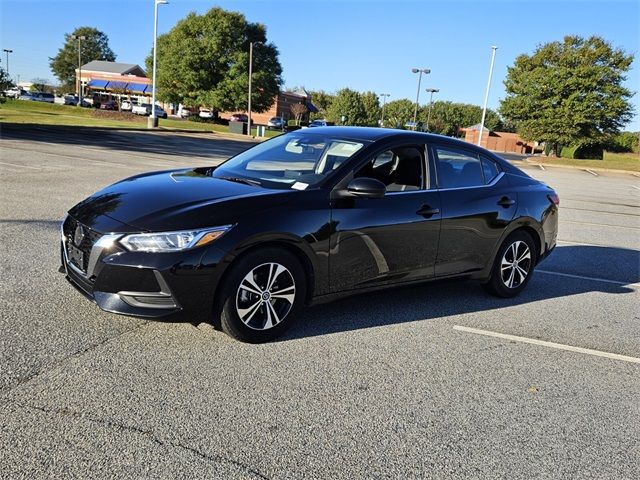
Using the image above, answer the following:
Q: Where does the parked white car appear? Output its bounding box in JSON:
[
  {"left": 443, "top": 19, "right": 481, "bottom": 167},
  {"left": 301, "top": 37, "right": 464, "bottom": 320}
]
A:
[
  {"left": 121, "top": 100, "right": 138, "bottom": 112},
  {"left": 199, "top": 108, "right": 215, "bottom": 119},
  {"left": 132, "top": 103, "right": 167, "bottom": 118},
  {"left": 4, "top": 87, "right": 25, "bottom": 98}
]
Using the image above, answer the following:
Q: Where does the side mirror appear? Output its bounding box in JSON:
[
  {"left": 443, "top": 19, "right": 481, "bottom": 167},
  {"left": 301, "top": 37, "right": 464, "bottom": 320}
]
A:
[{"left": 346, "top": 177, "right": 386, "bottom": 199}]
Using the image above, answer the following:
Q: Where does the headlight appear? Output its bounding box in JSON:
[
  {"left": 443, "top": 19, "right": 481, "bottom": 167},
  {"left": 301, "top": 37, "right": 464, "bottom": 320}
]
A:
[{"left": 119, "top": 225, "right": 232, "bottom": 253}]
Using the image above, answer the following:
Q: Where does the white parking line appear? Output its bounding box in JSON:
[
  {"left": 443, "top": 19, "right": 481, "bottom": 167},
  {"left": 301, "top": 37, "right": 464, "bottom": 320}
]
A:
[
  {"left": 562, "top": 220, "right": 640, "bottom": 230},
  {"left": 0, "top": 161, "right": 41, "bottom": 170},
  {"left": 453, "top": 325, "right": 640, "bottom": 364},
  {"left": 537, "top": 164, "right": 546, "bottom": 171},
  {"left": 537, "top": 269, "right": 639, "bottom": 288},
  {"left": 583, "top": 168, "right": 599, "bottom": 177}
]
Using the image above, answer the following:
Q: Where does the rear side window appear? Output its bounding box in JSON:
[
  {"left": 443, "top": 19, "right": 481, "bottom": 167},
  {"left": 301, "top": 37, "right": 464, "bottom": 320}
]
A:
[
  {"left": 481, "top": 155, "right": 501, "bottom": 184},
  {"left": 434, "top": 147, "right": 483, "bottom": 188}
]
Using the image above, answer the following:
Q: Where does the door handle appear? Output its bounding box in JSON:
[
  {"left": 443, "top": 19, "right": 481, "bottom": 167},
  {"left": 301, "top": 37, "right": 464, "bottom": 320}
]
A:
[
  {"left": 417, "top": 205, "right": 440, "bottom": 217},
  {"left": 497, "top": 196, "right": 516, "bottom": 207}
]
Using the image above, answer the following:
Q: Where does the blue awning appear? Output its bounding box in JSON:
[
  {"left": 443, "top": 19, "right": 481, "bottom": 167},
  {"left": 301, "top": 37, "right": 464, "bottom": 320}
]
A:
[
  {"left": 305, "top": 101, "right": 318, "bottom": 113},
  {"left": 87, "top": 79, "right": 109, "bottom": 89},
  {"left": 143, "top": 84, "right": 154, "bottom": 94},
  {"left": 127, "top": 82, "right": 148, "bottom": 93}
]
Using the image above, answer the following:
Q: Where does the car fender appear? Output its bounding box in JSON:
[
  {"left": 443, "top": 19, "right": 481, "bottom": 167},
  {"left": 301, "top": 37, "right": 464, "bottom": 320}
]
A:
[{"left": 471, "top": 215, "right": 545, "bottom": 281}]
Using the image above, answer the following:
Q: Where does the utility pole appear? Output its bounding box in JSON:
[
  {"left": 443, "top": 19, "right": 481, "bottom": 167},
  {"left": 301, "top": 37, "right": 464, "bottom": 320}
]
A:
[
  {"left": 247, "top": 42, "right": 254, "bottom": 136},
  {"left": 3, "top": 49, "right": 13, "bottom": 77},
  {"left": 425, "top": 88, "right": 439, "bottom": 132},
  {"left": 411, "top": 68, "right": 430, "bottom": 130},
  {"left": 70, "top": 35, "right": 86, "bottom": 106},
  {"left": 478, "top": 46, "right": 498, "bottom": 146},
  {"left": 379, "top": 93, "right": 390, "bottom": 127},
  {"left": 150, "top": 0, "right": 168, "bottom": 128}
]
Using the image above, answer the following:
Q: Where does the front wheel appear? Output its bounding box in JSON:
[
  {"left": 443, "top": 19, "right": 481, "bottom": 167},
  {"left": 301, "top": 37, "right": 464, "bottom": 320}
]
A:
[
  {"left": 219, "top": 248, "right": 307, "bottom": 343},
  {"left": 483, "top": 230, "right": 537, "bottom": 298}
]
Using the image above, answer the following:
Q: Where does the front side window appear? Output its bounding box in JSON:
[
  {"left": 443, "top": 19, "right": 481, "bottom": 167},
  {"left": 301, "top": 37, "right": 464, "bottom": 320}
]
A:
[
  {"left": 213, "top": 133, "right": 366, "bottom": 190},
  {"left": 355, "top": 146, "right": 424, "bottom": 192},
  {"left": 434, "top": 147, "right": 484, "bottom": 188}
]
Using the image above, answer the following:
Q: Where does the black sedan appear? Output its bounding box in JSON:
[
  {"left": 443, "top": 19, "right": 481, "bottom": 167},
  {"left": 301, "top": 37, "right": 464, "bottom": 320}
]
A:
[{"left": 60, "top": 127, "right": 559, "bottom": 342}]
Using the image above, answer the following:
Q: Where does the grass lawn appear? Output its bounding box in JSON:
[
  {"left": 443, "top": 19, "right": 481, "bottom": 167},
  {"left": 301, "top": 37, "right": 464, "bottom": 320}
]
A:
[
  {"left": 533, "top": 151, "right": 640, "bottom": 173},
  {"left": 0, "top": 99, "right": 281, "bottom": 138}
]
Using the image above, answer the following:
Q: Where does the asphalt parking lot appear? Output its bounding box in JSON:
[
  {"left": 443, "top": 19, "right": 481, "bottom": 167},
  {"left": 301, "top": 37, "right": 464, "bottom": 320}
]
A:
[{"left": 1, "top": 124, "right": 639, "bottom": 479}]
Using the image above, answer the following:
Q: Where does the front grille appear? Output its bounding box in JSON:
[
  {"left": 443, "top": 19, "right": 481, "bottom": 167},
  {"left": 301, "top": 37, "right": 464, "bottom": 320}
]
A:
[{"left": 62, "top": 216, "right": 103, "bottom": 274}]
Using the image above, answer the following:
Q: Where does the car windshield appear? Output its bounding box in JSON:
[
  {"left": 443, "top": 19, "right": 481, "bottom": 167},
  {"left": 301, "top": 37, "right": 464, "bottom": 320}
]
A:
[{"left": 212, "top": 133, "right": 366, "bottom": 190}]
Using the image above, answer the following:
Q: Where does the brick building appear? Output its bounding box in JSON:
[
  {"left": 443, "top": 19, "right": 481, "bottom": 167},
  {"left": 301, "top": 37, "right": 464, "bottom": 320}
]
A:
[
  {"left": 219, "top": 88, "right": 318, "bottom": 124},
  {"left": 461, "top": 124, "right": 537, "bottom": 154}
]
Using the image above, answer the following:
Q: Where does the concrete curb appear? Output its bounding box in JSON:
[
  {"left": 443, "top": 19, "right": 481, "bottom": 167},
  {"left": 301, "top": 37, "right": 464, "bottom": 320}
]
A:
[{"left": 520, "top": 156, "right": 639, "bottom": 176}]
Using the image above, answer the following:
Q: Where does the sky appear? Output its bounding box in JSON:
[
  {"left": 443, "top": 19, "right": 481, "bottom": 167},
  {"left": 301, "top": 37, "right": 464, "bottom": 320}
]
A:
[{"left": 1, "top": 0, "right": 639, "bottom": 129}]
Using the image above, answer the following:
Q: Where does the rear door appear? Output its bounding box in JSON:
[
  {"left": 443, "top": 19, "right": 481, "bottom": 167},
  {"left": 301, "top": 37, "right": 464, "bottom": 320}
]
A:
[{"left": 431, "top": 144, "right": 517, "bottom": 277}]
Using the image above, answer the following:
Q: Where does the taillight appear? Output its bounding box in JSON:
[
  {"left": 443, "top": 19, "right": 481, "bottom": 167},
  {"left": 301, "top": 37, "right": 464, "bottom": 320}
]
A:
[{"left": 548, "top": 193, "right": 560, "bottom": 206}]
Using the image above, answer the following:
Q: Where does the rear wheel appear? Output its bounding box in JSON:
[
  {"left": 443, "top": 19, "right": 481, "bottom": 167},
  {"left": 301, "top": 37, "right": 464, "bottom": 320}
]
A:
[
  {"left": 483, "top": 230, "right": 537, "bottom": 298},
  {"left": 219, "top": 248, "right": 306, "bottom": 343}
]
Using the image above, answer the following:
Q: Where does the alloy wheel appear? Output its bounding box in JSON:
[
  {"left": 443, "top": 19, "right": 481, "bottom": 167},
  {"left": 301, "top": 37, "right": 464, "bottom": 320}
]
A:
[
  {"left": 235, "top": 262, "right": 296, "bottom": 330},
  {"left": 500, "top": 240, "right": 532, "bottom": 289}
]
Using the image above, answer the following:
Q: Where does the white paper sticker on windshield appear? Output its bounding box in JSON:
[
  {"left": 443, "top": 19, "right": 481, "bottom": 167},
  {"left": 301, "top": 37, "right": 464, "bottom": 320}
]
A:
[{"left": 291, "top": 182, "right": 309, "bottom": 190}]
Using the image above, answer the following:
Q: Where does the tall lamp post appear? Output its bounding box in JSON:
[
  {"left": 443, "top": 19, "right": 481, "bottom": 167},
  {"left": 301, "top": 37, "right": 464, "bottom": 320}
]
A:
[
  {"left": 478, "top": 46, "right": 498, "bottom": 146},
  {"left": 247, "top": 42, "right": 258, "bottom": 136},
  {"left": 149, "top": 0, "right": 168, "bottom": 129},
  {"left": 379, "top": 93, "right": 390, "bottom": 127},
  {"left": 425, "top": 88, "right": 439, "bottom": 132},
  {"left": 411, "top": 68, "right": 430, "bottom": 130},
  {"left": 70, "top": 35, "right": 85, "bottom": 106},
  {"left": 2, "top": 49, "right": 13, "bottom": 78}
]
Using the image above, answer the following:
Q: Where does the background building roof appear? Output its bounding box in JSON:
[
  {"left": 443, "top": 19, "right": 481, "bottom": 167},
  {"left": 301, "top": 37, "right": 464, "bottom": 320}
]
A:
[{"left": 79, "top": 61, "right": 146, "bottom": 77}]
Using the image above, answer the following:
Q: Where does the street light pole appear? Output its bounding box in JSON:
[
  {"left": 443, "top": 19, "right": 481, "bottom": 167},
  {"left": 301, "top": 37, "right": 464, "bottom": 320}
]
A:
[
  {"left": 411, "top": 68, "right": 430, "bottom": 130},
  {"left": 425, "top": 88, "right": 439, "bottom": 132},
  {"left": 70, "top": 35, "right": 85, "bottom": 106},
  {"left": 2, "top": 49, "right": 13, "bottom": 77},
  {"left": 478, "top": 46, "right": 498, "bottom": 146},
  {"left": 379, "top": 93, "right": 390, "bottom": 127},
  {"left": 150, "top": 0, "right": 168, "bottom": 129},
  {"left": 247, "top": 41, "right": 254, "bottom": 136}
]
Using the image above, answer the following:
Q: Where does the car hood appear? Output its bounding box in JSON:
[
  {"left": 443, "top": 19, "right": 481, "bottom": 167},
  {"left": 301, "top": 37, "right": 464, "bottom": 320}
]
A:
[{"left": 69, "top": 168, "right": 293, "bottom": 232}]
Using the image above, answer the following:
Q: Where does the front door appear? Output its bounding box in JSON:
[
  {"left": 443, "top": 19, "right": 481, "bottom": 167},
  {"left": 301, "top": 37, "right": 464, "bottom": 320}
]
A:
[{"left": 329, "top": 144, "right": 441, "bottom": 292}]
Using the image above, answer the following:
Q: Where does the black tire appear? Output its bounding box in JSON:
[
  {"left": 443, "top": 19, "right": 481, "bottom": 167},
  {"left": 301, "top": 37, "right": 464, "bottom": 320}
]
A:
[
  {"left": 483, "top": 230, "right": 537, "bottom": 298},
  {"left": 219, "top": 248, "right": 307, "bottom": 343}
]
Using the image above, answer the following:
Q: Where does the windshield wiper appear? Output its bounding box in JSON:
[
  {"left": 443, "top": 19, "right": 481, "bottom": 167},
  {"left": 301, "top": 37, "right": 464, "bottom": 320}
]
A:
[{"left": 215, "top": 175, "right": 262, "bottom": 187}]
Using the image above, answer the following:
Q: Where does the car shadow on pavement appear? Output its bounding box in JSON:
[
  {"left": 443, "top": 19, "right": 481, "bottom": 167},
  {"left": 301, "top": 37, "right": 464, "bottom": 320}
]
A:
[
  {"left": 281, "top": 245, "right": 639, "bottom": 341},
  {"left": 0, "top": 123, "right": 255, "bottom": 160}
]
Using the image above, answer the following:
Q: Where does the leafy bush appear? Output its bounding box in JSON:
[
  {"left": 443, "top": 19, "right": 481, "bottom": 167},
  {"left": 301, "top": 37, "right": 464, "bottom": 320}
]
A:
[
  {"left": 561, "top": 144, "right": 603, "bottom": 160},
  {"left": 606, "top": 132, "right": 639, "bottom": 153}
]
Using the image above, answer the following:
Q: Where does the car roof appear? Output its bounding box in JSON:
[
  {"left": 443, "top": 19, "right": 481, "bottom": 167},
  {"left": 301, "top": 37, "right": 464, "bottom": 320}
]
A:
[{"left": 293, "top": 126, "right": 519, "bottom": 172}]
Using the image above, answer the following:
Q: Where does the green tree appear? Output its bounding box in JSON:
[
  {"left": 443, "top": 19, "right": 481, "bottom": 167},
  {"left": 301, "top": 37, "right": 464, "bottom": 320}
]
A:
[
  {"left": 0, "top": 64, "right": 12, "bottom": 92},
  {"left": 326, "top": 88, "right": 366, "bottom": 125},
  {"left": 308, "top": 89, "right": 334, "bottom": 121},
  {"left": 421, "top": 101, "right": 502, "bottom": 137},
  {"left": 360, "top": 91, "right": 381, "bottom": 126},
  {"left": 382, "top": 99, "right": 414, "bottom": 129},
  {"left": 29, "top": 78, "right": 54, "bottom": 93},
  {"left": 147, "top": 7, "right": 282, "bottom": 112},
  {"left": 500, "top": 35, "right": 634, "bottom": 154},
  {"left": 49, "top": 27, "right": 116, "bottom": 92}
]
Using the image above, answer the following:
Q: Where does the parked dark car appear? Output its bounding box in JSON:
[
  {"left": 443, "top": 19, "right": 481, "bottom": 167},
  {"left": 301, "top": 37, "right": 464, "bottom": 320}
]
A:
[
  {"left": 32, "top": 92, "right": 55, "bottom": 103},
  {"left": 267, "top": 116, "right": 285, "bottom": 129},
  {"left": 99, "top": 100, "right": 118, "bottom": 111},
  {"left": 229, "top": 113, "right": 249, "bottom": 123},
  {"left": 60, "top": 127, "right": 558, "bottom": 342}
]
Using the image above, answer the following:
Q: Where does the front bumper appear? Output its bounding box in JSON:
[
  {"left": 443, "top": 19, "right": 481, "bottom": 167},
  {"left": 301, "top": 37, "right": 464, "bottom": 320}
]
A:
[{"left": 60, "top": 216, "right": 229, "bottom": 319}]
